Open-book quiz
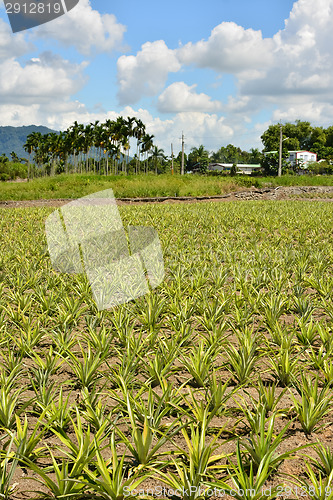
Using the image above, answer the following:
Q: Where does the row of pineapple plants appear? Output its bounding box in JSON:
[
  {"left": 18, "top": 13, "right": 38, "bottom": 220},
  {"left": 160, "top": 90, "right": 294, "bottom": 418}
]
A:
[{"left": 1, "top": 201, "right": 333, "bottom": 499}]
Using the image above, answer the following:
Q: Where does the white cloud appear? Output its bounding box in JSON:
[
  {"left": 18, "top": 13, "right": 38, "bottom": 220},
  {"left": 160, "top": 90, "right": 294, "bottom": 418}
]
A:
[
  {"left": 272, "top": 99, "right": 333, "bottom": 125},
  {"left": 178, "top": 22, "right": 274, "bottom": 73},
  {"left": 225, "top": 95, "right": 251, "bottom": 113},
  {"left": 3, "top": 0, "right": 333, "bottom": 153},
  {"left": 114, "top": 21, "right": 274, "bottom": 107},
  {"left": 117, "top": 40, "right": 181, "bottom": 105},
  {"left": 0, "top": 99, "right": 236, "bottom": 154},
  {"left": 118, "top": 107, "right": 234, "bottom": 153},
  {"left": 242, "top": 0, "right": 333, "bottom": 98},
  {"left": 0, "top": 52, "right": 87, "bottom": 105},
  {"left": 0, "top": 18, "right": 32, "bottom": 60},
  {"left": 157, "top": 82, "right": 222, "bottom": 113},
  {"left": 224, "top": 0, "right": 333, "bottom": 135},
  {"left": 32, "top": 0, "right": 126, "bottom": 55},
  {"left": 114, "top": 0, "right": 333, "bottom": 139}
]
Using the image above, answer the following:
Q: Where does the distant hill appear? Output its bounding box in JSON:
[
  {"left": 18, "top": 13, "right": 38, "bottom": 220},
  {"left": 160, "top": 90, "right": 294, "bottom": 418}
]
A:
[{"left": 0, "top": 125, "right": 58, "bottom": 160}]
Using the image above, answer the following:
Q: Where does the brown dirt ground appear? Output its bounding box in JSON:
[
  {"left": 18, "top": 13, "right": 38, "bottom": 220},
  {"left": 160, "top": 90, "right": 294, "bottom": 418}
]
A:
[{"left": 2, "top": 186, "right": 333, "bottom": 209}]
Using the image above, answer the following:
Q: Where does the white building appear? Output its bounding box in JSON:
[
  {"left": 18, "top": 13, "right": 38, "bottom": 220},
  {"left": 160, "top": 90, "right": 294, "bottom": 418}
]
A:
[
  {"left": 288, "top": 151, "right": 317, "bottom": 168},
  {"left": 265, "top": 150, "right": 317, "bottom": 169},
  {"left": 208, "top": 163, "right": 262, "bottom": 175}
]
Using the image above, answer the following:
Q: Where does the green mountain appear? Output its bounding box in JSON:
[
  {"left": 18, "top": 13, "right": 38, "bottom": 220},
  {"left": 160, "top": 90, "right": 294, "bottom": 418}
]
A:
[{"left": 0, "top": 125, "right": 58, "bottom": 160}]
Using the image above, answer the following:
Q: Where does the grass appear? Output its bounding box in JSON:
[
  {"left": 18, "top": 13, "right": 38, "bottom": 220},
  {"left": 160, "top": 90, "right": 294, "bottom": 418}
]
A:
[
  {"left": 262, "top": 174, "right": 333, "bottom": 187},
  {"left": 2, "top": 200, "right": 333, "bottom": 497},
  {"left": 0, "top": 173, "right": 255, "bottom": 201},
  {"left": 2, "top": 172, "right": 333, "bottom": 201}
]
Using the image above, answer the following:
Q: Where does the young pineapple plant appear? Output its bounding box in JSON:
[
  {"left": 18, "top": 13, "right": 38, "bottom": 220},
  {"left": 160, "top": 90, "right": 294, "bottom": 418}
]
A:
[
  {"left": 252, "top": 376, "right": 287, "bottom": 415},
  {"left": 154, "top": 417, "right": 228, "bottom": 500},
  {"left": 211, "top": 441, "right": 283, "bottom": 500},
  {"left": 268, "top": 344, "right": 300, "bottom": 387},
  {"left": 116, "top": 390, "right": 183, "bottom": 469},
  {"left": 0, "top": 436, "right": 20, "bottom": 500},
  {"left": 261, "top": 294, "right": 287, "bottom": 331},
  {"left": 225, "top": 341, "right": 259, "bottom": 386},
  {"left": 292, "top": 465, "right": 333, "bottom": 500},
  {"left": 181, "top": 342, "right": 219, "bottom": 388},
  {"left": 239, "top": 410, "right": 303, "bottom": 475},
  {"left": 64, "top": 343, "right": 107, "bottom": 390},
  {"left": 79, "top": 432, "right": 150, "bottom": 500},
  {"left": 289, "top": 372, "right": 332, "bottom": 435}
]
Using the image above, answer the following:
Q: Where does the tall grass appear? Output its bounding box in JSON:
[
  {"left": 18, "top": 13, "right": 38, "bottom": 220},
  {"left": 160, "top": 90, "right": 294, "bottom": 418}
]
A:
[{"left": 0, "top": 173, "right": 262, "bottom": 200}]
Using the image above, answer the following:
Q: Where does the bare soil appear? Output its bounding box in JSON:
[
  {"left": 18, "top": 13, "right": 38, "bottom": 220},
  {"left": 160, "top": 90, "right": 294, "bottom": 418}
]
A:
[{"left": 2, "top": 185, "right": 333, "bottom": 209}]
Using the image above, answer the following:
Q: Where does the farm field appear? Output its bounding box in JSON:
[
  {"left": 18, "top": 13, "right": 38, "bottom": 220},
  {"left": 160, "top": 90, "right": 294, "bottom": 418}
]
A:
[
  {"left": 0, "top": 174, "right": 255, "bottom": 201},
  {"left": 2, "top": 173, "right": 333, "bottom": 202},
  {"left": 1, "top": 200, "right": 333, "bottom": 499}
]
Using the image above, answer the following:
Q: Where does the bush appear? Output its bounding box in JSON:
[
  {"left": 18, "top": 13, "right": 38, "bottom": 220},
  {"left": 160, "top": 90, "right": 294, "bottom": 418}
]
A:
[
  {"left": 235, "top": 176, "right": 261, "bottom": 188},
  {"left": 308, "top": 161, "right": 333, "bottom": 175},
  {"left": 0, "top": 161, "right": 27, "bottom": 180}
]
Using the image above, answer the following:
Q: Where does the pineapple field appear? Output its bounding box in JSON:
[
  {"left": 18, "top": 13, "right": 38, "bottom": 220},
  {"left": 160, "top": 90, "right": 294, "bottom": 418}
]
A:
[{"left": 1, "top": 200, "right": 333, "bottom": 499}]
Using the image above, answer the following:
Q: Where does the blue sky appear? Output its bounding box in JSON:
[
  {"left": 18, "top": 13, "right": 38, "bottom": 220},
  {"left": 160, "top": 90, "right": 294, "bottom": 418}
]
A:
[{"left": 0, "top": 0, "right": 332, "bottom": 155}]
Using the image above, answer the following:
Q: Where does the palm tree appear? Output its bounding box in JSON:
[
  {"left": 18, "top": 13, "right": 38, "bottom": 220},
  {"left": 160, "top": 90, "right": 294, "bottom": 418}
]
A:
[
  {"left": 67, "top": 121, "right": 82, "bottom": 173},
  {"left": 22, "top": 116, "right": 151, "bottom": 178},
  {"left": 124, "top": 116, "right": 136, "bottom": 173},
  {"left": 141, "top": 134, "right": 154, "bottom": 174},
  {"left": 112, "top": 116, "right": 129, "bottom": 174},
  {"left": 81, "top": 124, "right": 93, "bottom": 173},
  {"left": 150, "top": 146, "right": 165, "bottom": 175},
  {"left": 24, "top": 132, "right": 43, "bottom": 178},
  {"left": 93, "top": 123, "right": 105, "bottom": 173},
  {"left": 46, "top": 132, "right": 61, "bottom": 175},
  {"left": 23, "top": 136, "right": 34, "bottom": 181},
  {"left": 10, "top": 151, "right": 20, "bottom": 163},
  {"left": 133, "top": 118, "right": 146, "bottom": 174},
  {"left": 189, "top": 145, "right": 210, "bottom": 172}
]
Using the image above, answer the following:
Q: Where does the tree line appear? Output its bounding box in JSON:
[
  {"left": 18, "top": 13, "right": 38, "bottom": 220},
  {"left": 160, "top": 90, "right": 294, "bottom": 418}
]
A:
[
  {"left": 22, "top": 116, "right": 162, "bottom": 179},
  {"left": 260, "top": 120, "right": 333, "bottom": 175},
  {"left": 2, "top": 119, "right": 333, "bottom": 180}
]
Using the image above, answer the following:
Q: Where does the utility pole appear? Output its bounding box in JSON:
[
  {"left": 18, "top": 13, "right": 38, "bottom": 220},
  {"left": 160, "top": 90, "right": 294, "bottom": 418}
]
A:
[
  {"left": 278, "top": 124, "right": 283, "bottom": 177},
  {"left": 171, "top": 143, "right": 174, "bottom": 175},
  {"left": 181, "top": 132, "right": 185, "bottom": 175}
]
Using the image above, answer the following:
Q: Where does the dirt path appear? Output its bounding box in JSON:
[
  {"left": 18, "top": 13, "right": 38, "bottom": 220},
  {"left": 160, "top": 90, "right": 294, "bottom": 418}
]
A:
[{"left": 1, "top": 185, "right": 333, "bottom": 208}]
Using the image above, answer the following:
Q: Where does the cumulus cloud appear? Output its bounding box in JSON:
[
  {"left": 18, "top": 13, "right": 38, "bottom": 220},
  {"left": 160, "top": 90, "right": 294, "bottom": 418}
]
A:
[
  {"left": 0, "top": 52, "right": 87, "bottom": 105},
  {"left": 242, "top": 0, "right": 333, "bottom": 101},
  {"left": 114, "top": 0, "right": 333, "bottom": 136},
  {"left": 115, "top": 22, "right": 274, "bottom": 106},
  {"left": 32, "top": 0, "right": 126, "bottom": 55},
  {"left": 157, "top": 82, "right": 222, "bottom": 113},
  {"left": 118, "top": 107, "right": 234, "bottom": 154},
  {"left": 2, "top": 0, "right": 333, "bottom": 153},
  {"left": 178, "top": 22, "right": 274, "bottom": 73},
  {"left": 0, "top": 18, "right": 32, "bottom": 60},
  {"left": 117, "top": 40, "right": 181, "bottom": 105},
  {"left": 0, "top": 99, "right": 236, "bottom": 154}
]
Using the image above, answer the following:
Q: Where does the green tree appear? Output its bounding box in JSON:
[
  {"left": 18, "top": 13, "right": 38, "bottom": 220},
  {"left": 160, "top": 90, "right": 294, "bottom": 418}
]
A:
[
  {"left": 261, "top": 150, "right": 290, "bottom": 176},
  {"left": 249, "top": 148, "right": 262, "bottom": 164},
  {"left": 211, "top": 144, "right": 248, "bottom": 164},
  {"left": 187, "top": 145, "right": 209, "bottom": 172},
  {"left": 150, "top": 146, "right": 166, "bottom": 175},
  {"left": 10, "top": 151, "right": 19, "bottom": 163},
  {"left": 230, "top": 163, "right": 237, "bottom": 176},
  {"left": 261, "top": 124, "right": 297, "bottom": 152},
  {"left": 140, "top": 133, "right": 154, "bottom": 173}
]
